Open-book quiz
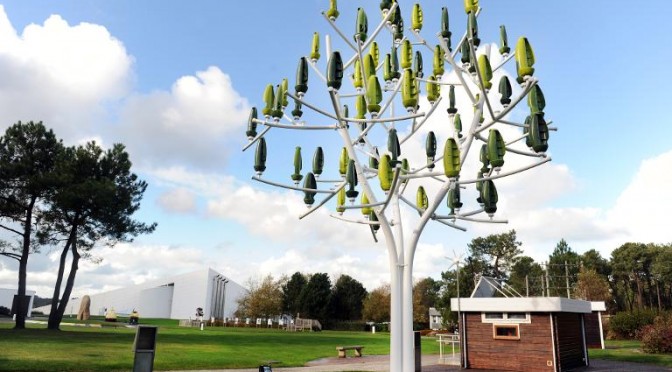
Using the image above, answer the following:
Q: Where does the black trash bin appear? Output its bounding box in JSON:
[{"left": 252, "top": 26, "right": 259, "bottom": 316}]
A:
[
  {"left": 414, "top": 330, "right": 421, "bottom": 372},
  {"left": 133, "top": 325, "right": 158, "bottom": 372}
]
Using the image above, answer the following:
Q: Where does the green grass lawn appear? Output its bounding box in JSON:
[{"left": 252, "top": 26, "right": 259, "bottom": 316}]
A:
[
  {"left": 0, "top": 320, "right": 442, "bottom": 371},
  {"left": 589, "top": 339, "right": 672, "bottom": 367}
]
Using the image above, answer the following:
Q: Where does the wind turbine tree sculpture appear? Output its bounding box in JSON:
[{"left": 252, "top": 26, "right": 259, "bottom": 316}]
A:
[{"left": 243, "top": 1, "right": 554, "bottom": 371}]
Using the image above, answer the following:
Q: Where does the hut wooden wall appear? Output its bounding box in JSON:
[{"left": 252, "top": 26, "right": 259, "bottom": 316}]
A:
[
  {"left": 584, "top": 312, "right": 603, "bottom": 348},
  {"left": 553, "top": 313, "right": 587, "bottom": 370},
  {"left": 464, "top": 313, "right": 555, "bottom": 371}
]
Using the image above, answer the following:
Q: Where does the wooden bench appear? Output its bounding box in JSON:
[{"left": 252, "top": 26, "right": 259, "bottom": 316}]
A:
[{"left": 336, "top": 345, "right": 364, "bottom": 358}]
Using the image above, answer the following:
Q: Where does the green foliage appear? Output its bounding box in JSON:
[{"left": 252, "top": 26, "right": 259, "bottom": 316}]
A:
[
  {"left": 609, "top": 310, "right": 657, "bottom": 339},
  {"left": 299, "top": 273, "right": 332, "bottom": 322},
  {"left": 508, "top": 256, "right": 544, "bottom": 296},
  {"left": 467, "top": 229, "right": 522, "bottom": 280},
  {"left": 0, "top": 121, "right": 64, "bottom": 329},
  {"left": 413, "top": 277, "right": 440, "bottom": 323},
  {"left": 547, "top": 238, "right": 580, "bottom": 297},
  {"left": 330, "top": 274, "right": 367, "bottom": 321},
  {"left": 574, "top": 268, "right": 612, "bottom": 302},
  {"left": 282, "top": 272, "right": 307, "bottom": 315}
]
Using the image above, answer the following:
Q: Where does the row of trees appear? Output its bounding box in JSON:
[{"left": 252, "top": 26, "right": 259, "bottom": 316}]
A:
[
  {"left": 0, "top": 121, "right": 155, "bottom": 330},
  {"left": 237, "top": 231, "right": 671, "bottom": 329},
  {"left": 235, "top": 271, "right": 440, "bottom": 326},
  {"left": 439, "top": 230, "right": 672, "bottom": 322}
]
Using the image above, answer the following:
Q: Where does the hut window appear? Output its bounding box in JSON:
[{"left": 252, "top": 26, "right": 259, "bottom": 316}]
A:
[
  {"left": 493, "top": 324, "right": 520, "bottom": 340},
  {"left": 481, "top": 312, "right": 530, "bottom": 323}
]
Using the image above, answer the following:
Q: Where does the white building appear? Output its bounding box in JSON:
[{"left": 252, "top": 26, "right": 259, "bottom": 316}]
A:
[
  {"left": 0, "top": 288, "right": 36, "bottom": 317},
  {"left": 35, "top": 268, "right": 247, "bottom": 320}
]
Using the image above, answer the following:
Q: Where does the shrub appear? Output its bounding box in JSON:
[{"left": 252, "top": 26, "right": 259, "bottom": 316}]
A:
[
  {"left": 608, "top": 310, "right": 656, "bottom": 339},
  {"left": 641, "top": 318, "right": 672, "bottom": 354},
  {"left": 0, "top": 306, "right": 10, "bottom": 316}
]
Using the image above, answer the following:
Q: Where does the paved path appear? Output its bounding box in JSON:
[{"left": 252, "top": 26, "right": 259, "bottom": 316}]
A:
[
  {"left": 170, "top": 354, "right": 459, "bottom": 372},
  {"left": 169, "top": 355, "right": 672, "bottom": 372}
]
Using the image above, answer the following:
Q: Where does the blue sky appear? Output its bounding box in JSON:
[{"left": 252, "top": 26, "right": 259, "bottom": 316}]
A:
[{"left": 0, "top": 1, "right": 670, "bottom": 297}]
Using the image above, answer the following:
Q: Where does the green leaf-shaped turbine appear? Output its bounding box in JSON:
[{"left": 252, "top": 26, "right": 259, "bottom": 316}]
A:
[
  {"left": 482, "top": 180, "right": 498, "bottom": 216},
  {"left": 499, "top": 76, "right": 512, "bottom": 107},
  {"left": 312, "top": 147, "right": 324, "bottom": 177},
  {"left": 529, "top": 113, "right": 549, "bottom": 153},
  {"left": 433, "top": 45, "right": 445, "bottom": 78},
  {"left": 354, "top": 7, "right": 368, "bottom": 43},
  {"left": 411, "top": 3, "right": 423, "bottom": 32},
  {"left": 326, "top": 0, "right": 339, "bottom": 21},
  {"left": 262, "top": 84, "right": 274, "bottom": 117},
  {"left": 425, "top": 131, "right": 437, "bottom": 169},
  {"left": 310, "top": 32, "right": 320, "bottom": 62},
  {"left": 295, "top": 57, "right": 309, "bottom": 97},
  {"left": 447, "top": 85, "right": 458, "bottom": 115},
  {"left": 355, "top": 94, "right": 366, "bottom": 120},
  {"left": 369, "top": 147, "right": 379, "bottom": 170},
  {"left": 478, "top": 55, "right": 493, "bottom": 90},
  {"left": 443, "top": 138, "right": 461, "bottom": 178},
  {"left": 336, "top": 187, "right": 346, "bottom": 214},
  {"left": 303, "top": 172, "right": 317, "bottom": 206},
  {"left": 479, "top": 143, "right": 490, "bottom": 173},
  {"left": 291, "top": 146, "right": 303, "bottom": 184},
  {"left": 254, "top": 137, "right": 267, "bottom": 175},
  {"left": 499, "top": 25, "right": 511, "bottom": 55},
  {"left": 401, "top": 69, "right": 418, "bottom": 111},
  {"left": 400, "top": 40, "right": 412, "bottom": 69},
  {"left": 454, "top": 113, "right": 463, "bottom": 138},
  {"left": 388, "top": 128, "right": 401, "bottom": 166},
  {"left": 370, "top": 42, "right": 380, "bottom": 67},
  {"left": 487, "top": 129, "right": 506, "bottom": 169},
  {"left": 378, "top": 154, "right": 392, "bottom": 192},
  {"left": 464, "top": 0, "right": 479, "bottom": 14},
  {"left": 440, "top": 7, "right": 451, "bottom": 43},
  {"left": 426, "top": 76, "right": 440, "bottom": 104},
  {"left": 468, "top": 12, "right": 480, "bottom": 48},
  {"left": 414, "top": 51, "right": 423, "bottom": 79},
  {"left": 339, "top": 147, "right": 349, "bottom": 178},
  {"left": 448, "top": 185, "right": 463, "bottom": 212},
  {"left": 346, "top": 159, "right": 359, "bottom": 201},
  {"left": 515, "top": 37, "right": 535, "bottom": 84},
  {"left": 327, "top": 51, "right": 344, "bottom": 90},
  {"left": 416, "top": 186, "right": 428, "bottom": 213},
  {"left": 527, "top": 85, "right": 546, "bottom": 115},
  {"left": 246, "top": 107, "right": 258, "bottom": 140},
  {"left": 367, "top": 75, "right": 383, "bottom": 115},
  {"left": 361, "top": 193, "right": 372, "bottom": 216}
]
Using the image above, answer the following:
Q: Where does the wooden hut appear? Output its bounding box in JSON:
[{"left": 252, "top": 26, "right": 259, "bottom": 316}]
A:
[
  {"left": 585, "top": 301, "right": 606, "bottom": 349},
  {"left": 450, "top": 297, "right": 592, "bottom": 372}
]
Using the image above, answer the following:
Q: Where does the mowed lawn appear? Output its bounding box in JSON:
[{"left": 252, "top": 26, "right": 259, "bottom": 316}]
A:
[
  {"left": 589, "top": 339, "right": 672, "bottom": 367},
  {"left": 0, "top": 319, "right": 443, "bottom": 371}
]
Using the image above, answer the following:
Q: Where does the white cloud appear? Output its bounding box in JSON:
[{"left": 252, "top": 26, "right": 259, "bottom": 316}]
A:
[
  {"left": 0, "top": 6, "right": 133, "bottom": 140},
  {"left": 117, "top": 66, "right": 250, "bottom": 169},
  {"left": 607, "top": 150, "right": 672, "bottom": 244},
  {"left": 156, "top": 187, "right": 198, "bottom": 214}
]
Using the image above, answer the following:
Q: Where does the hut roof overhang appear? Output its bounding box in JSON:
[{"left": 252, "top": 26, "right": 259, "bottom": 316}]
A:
[{"left": 450, "top": 297, "right": 592, "bottom": 314}]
